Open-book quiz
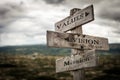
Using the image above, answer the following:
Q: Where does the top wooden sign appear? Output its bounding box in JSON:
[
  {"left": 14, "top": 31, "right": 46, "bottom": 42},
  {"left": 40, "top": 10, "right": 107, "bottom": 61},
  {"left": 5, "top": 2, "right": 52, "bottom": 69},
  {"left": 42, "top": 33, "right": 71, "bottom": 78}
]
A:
[{"left": 55, "top": 5, "right": 94, "bottom": 32}]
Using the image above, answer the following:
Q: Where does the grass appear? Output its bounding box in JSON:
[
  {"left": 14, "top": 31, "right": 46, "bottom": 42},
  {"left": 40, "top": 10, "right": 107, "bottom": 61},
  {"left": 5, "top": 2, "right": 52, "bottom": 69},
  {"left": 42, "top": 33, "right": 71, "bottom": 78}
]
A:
[{"left": 0, "top": 54, "right": 120, "bottom": 80}]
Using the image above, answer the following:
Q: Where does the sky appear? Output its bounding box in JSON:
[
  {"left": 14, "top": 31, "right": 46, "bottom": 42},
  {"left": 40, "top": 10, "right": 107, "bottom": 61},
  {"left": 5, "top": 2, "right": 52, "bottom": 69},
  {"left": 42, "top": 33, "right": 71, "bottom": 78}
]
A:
[{"left": 0, "top": 0, "right": 120, "bottom": 46}]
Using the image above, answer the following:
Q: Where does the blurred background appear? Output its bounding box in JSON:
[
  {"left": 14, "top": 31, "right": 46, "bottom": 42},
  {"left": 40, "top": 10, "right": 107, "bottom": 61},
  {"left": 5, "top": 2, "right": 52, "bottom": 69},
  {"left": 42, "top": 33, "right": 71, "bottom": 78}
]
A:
[{"left": 0, "top": 0, "right": 120, "bottom": 80}]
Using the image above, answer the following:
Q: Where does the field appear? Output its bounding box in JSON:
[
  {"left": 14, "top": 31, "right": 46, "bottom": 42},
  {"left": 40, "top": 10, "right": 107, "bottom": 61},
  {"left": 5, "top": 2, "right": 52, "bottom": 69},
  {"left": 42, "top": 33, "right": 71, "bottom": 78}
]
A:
[{"left": 0, "top": 54, "right": 120, "bottom": 80}]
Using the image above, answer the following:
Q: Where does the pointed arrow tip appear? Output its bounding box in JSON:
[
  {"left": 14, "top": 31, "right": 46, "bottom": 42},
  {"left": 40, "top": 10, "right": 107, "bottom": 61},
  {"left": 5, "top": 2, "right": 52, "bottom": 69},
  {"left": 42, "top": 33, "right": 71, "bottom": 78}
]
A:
[{"left": 85, "top": 12, "right": 89, "bottom": 17}]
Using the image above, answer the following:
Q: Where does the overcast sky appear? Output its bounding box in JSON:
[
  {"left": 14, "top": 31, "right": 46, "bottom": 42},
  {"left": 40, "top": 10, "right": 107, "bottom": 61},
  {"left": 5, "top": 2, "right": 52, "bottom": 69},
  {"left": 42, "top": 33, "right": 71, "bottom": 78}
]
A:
[{"left": 0, "top": 0, "right": 120, "bottom": 46}]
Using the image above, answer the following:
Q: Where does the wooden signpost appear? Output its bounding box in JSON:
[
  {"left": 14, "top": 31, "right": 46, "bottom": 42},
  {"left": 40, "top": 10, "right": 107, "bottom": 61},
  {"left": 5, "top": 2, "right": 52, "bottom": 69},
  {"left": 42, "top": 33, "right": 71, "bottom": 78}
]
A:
[
  {"left": 46, "top": 5, "right": 109, "bottom": 80},
  {"left": 55, "top": 5, "right": 94, "bottom": 32},
  {"left": 47, "top": 31, "right": 109, "bottom": 50},
  {"left": 56, "top": 49, "right": 97, "bottom": 73}
]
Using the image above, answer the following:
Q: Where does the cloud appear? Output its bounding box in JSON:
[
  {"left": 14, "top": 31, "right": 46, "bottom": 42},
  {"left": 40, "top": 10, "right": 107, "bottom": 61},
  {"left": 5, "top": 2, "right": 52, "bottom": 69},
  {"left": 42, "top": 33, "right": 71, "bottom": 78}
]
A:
[
  {"left": 0, "top": 1, "right": 25, "bottom": 27},
  {"left": 43, "top": 0, "right": 64, "bottom": 4},
  {"left": 0, "top": 33, "right": 46, "bottom": 46},
  {"left": 0, "top": 0, "right": 120, "bottom": 46},
  {"left": 97, "top": 0, "right": 120, "bottom": 22},
  {"left": 93, "top": 0, "right": 120, "bottom": 42},
  {"left": 0, "top": 0, "right": 68, "bottom": 46}
]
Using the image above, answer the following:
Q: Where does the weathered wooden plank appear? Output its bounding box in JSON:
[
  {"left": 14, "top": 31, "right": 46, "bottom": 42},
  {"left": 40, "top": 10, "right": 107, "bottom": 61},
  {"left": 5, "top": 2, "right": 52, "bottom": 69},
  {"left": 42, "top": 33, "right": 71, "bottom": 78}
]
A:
[
  {"left": 56, "top": 49, "right": 97, "bottom": 73},
  {"left": 72, "top": 69, "right": 85, "bottom": 80},
  {"left": 71, "top": 24, "right": 85, "bottom": 80},
  {"left": 55, "top": 5, "right": 94, "bottom": 32},
  {"left": 70, "top": 9, "right": 85, "bottom": 80},
  {"left": 47, "top": 31, "right": 109, "bottom": 50}
]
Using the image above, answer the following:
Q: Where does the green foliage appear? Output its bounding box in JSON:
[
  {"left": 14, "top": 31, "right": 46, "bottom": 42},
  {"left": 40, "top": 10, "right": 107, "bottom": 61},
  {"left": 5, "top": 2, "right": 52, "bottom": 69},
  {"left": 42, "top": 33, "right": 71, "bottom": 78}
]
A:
[
  {"left": 0, "top": 54, "right": 120, "bottom": 80},
  {"left": 0, "top": 43, "right": 120, "bottom": 80},
  {"left": 0, "top": 43, "right": 120, "bottom": 55},
  {"left": 0, "top": 45, "right": 71, "bottom": 55},
  {"left": 34, "top": 76, "right": 57, "bottom": 80},
  {"left": 85, "top": 54, "right": 120, "bottom": 80}
]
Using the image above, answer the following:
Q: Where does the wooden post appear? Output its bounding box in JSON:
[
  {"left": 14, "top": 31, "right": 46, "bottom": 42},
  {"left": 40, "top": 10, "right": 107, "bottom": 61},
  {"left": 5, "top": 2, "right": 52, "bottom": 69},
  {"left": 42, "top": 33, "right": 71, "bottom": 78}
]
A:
[
  {"left": 70, "top": 8, "right": 85, "bottom": 80},
  {"left": 71, "top": 27, "right": 85, "bottom": 80}
]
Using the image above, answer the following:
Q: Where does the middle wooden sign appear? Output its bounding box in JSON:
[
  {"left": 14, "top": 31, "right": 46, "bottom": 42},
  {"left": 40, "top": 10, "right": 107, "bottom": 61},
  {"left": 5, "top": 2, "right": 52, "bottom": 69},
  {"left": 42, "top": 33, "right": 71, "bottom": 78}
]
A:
[{"left": 47, "top": 31, "right": 109, "bottom": 50}]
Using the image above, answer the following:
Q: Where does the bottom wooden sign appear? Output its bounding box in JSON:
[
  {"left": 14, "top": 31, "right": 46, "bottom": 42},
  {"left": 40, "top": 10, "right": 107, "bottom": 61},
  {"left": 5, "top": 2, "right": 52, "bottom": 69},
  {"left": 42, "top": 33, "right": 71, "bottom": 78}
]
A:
[{"left": 56, "top": 49, "right": 97, "bottom": 73}]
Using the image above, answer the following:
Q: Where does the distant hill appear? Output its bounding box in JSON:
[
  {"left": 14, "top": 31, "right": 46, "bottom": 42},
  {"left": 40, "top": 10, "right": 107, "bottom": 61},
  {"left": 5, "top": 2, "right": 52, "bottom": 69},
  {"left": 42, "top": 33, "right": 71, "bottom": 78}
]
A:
[
  {"left": 98, "top": 43, "right": 120, "bottom": 54},
  {"left": 0, "top": 43, "right": 120, "bottom": 55},
  {"left": 109, "top": 43, "right": 120, "bottom": 54},
  {"left": 0, "top": 45, "right": 70, "bottom": 55}
]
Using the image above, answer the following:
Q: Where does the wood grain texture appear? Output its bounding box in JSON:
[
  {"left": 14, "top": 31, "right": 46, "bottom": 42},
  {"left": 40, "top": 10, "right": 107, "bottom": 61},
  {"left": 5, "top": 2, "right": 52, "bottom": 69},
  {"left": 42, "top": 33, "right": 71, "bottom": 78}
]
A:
[
  {"left": 56, "top": 49, "right": 97, "bottom": 73},
  {"left": 47, "top": 31, "right": 109, "bottom": 50},
  {"left": 55, "top": 5, "right": 94, "bottom": 32},
  {"left": 71, "top": 24, "right": 85, "bottom": 80}
]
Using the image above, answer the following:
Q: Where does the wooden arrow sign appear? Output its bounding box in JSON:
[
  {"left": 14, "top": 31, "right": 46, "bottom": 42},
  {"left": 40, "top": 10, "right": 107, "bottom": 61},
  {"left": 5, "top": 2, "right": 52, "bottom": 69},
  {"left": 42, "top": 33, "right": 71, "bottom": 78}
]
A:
[
  {"left": 55, "top": 5, "right": 94, "bottom": 32},
  {"left": 47, "top": 31, "right": 109, "bottom": 50},
  {"left": 56, "top": 49, "right": 97, "bottom": 73}
]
